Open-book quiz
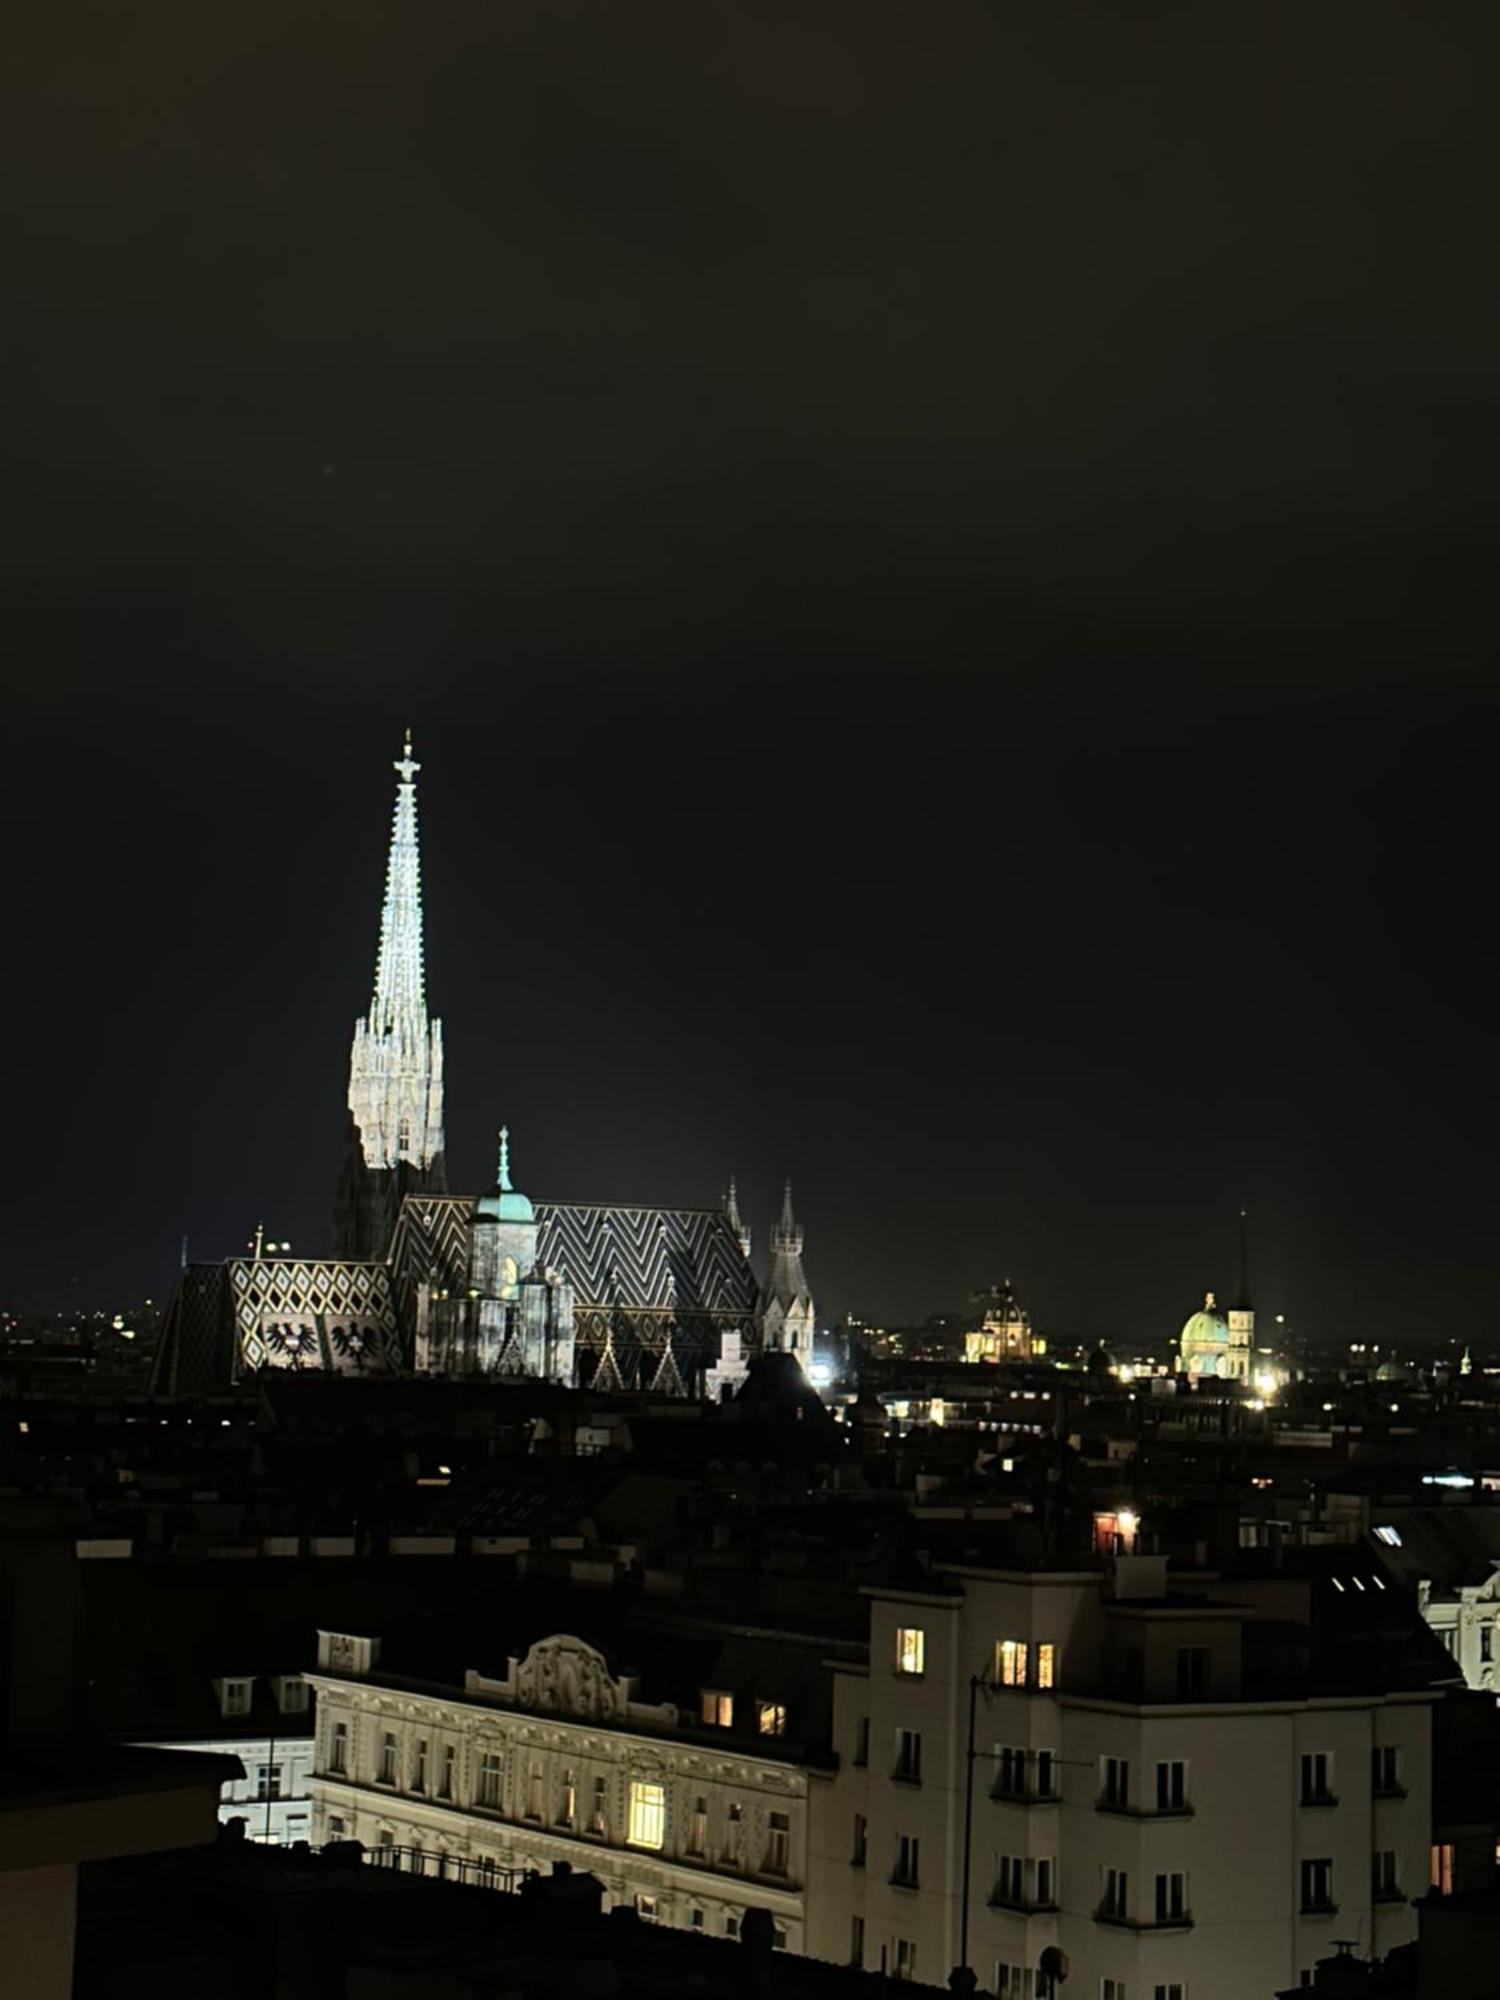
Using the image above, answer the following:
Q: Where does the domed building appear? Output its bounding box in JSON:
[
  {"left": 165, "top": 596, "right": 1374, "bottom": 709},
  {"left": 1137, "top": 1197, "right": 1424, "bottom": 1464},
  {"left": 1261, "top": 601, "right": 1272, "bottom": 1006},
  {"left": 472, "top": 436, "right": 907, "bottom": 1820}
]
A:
[
  {"left": 964, "top": 1280, "right": 1044, "bottom": 1363},
  {"left": 1179, "top": 1290, "right": 1251, "bottom": 1382}
]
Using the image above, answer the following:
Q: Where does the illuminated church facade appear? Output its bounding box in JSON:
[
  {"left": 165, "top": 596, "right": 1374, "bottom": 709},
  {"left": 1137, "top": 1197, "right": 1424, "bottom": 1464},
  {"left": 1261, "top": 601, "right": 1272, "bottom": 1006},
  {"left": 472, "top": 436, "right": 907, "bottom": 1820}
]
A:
[{"left": 153, "top": 740, "right": 812, "bottom": 1397}]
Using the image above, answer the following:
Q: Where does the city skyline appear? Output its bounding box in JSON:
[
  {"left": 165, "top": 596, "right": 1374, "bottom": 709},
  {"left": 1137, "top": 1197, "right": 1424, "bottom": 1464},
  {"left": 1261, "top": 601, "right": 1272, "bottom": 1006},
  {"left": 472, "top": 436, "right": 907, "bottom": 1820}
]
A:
[
  {"left": 5, "top": 711, "right": 1487, "bottom": 1356},
  {"left": 4, "top": 1, "right": 1493, "bottom": 1349}
]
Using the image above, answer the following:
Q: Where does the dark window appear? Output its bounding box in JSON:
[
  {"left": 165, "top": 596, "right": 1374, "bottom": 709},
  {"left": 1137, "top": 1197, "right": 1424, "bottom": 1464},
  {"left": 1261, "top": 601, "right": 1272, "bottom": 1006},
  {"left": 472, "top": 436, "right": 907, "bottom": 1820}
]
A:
[
  {"left": 1300, "top": 1858, "right": 1334, "bottom": 1912},
  {"left": 1176, "top": 1647, "right": 1209, "bottom": 1699}
]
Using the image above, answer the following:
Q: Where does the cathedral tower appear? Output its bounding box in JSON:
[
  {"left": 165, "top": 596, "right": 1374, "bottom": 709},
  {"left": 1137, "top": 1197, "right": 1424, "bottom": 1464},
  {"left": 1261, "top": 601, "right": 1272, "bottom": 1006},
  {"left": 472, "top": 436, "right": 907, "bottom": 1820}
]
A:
[{"left": 332, "top": 734, "right": 447, "bottom": 1259}]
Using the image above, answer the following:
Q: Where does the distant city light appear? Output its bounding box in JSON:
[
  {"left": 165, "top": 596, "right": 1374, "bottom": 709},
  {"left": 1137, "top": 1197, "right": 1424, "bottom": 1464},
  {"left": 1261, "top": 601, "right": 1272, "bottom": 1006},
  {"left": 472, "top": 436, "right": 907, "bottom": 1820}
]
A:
[
  {"left": 807, "top": 1362, "right": 832, "bottom": 1388},
  {"left": 1423, "top": 1473, "right": 1475, "bottom": 1489}
]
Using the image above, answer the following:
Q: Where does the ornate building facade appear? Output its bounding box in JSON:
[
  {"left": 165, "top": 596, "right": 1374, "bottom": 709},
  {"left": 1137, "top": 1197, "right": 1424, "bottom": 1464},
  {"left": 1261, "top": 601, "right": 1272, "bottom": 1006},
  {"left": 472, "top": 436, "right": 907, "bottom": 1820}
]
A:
[{"left": 306, "top": 1626, "right": 814, "bottom": 1949}]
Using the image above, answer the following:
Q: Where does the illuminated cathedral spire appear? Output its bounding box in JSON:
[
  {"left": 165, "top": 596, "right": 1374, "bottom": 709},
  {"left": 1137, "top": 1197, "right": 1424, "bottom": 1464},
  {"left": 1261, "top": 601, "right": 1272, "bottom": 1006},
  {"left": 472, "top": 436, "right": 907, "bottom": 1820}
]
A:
[
  {"left": 333, "top": 735, "right": 446, "bottom": 1257},
  {"left": 347, "top": 732, "right": 445, "bottom": 1173}
]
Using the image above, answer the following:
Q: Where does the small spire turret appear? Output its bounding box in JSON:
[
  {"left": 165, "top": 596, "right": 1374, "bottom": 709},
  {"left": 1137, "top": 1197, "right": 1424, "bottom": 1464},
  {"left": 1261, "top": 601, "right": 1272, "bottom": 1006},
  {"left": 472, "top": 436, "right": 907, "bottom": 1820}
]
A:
[{"left": 724, "top": 1175, "right": 751, "bottom": 1261}]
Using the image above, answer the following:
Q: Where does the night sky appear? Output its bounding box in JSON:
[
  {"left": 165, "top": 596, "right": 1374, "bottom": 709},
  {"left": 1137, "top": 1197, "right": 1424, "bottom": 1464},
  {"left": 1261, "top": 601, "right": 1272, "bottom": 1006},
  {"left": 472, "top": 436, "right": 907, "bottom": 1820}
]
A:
[{"left": 4, "top": 3, "right": 1495, "bottom": 1348}]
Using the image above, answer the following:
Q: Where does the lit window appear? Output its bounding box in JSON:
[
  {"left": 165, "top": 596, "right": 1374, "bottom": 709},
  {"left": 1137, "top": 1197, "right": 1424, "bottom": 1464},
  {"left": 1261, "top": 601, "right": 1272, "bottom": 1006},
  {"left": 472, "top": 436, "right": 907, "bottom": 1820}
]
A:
[
  {"left": 1430, "top": 1844, "right": 1455, "bottom": 1897},
  {"left": 896, "top": 1627, "right": 925, "bottom": 1676},
  {"left": 995, "top": 1639, "right": 1029, "bottom": 1688},
  {"left": 701, "top": 1689, "right": 734, "bottom": 1727},
  {"left": 758, "top": 1701, "right": 787, "bottom": 1737},
  {"left": 1037, "top": 1642, "right": 1055, "bottom": 1689},
  {"left": 628, "top": 1780, "right": 666, "bottom": 1850}
]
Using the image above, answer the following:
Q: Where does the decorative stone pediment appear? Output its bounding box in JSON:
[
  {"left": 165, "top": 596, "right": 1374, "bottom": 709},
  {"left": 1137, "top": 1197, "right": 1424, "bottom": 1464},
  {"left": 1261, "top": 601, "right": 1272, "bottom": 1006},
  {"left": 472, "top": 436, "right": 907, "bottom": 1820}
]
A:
[{"left": 464, "top": 1635, "right": 629, "bottom": 1722}]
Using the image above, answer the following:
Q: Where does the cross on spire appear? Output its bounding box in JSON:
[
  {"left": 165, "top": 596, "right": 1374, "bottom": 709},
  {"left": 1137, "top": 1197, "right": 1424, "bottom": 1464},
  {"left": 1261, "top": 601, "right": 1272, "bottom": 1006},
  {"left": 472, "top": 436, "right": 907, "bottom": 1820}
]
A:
[{"left": 394, "top": 729, "right": 420, "bottom": 785}]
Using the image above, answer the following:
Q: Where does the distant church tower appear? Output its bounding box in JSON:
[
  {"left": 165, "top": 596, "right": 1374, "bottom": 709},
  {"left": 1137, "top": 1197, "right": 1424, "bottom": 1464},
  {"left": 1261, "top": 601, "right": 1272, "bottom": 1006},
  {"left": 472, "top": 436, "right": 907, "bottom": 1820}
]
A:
[
  {"left": 760, "top": 1181, "right": 816, "bottom": 1375},
  {"left": 1226, "top": 1208, "right": 1255, "bottom": 1383},
  {"left": 332, "top": 734, "right": 447, "bottom": 1259}
]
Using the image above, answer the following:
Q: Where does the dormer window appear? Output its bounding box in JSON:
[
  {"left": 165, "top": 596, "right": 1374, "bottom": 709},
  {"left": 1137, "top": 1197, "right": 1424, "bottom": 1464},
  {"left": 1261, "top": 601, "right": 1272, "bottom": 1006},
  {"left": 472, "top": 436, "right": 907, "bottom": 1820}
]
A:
[
  {"left": 273, "top": 1675, "right": 309, "bottom": 1714},
  {"left": 217, "top": 1677, "right": 253, "bottom": 1718},
  {"left": 757, "top": 1701, "right": 787, "bottom": 1738},
  {"left": 701, "top": 1690, "right": 734, "bottom": 1728}
]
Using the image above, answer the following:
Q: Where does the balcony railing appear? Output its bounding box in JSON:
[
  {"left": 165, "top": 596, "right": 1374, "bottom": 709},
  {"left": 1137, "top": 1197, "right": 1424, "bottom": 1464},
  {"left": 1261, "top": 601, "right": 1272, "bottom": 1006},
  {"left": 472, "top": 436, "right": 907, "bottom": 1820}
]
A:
[{"left": 367, "top": 1845, "right": 523, "bottom": 1892}]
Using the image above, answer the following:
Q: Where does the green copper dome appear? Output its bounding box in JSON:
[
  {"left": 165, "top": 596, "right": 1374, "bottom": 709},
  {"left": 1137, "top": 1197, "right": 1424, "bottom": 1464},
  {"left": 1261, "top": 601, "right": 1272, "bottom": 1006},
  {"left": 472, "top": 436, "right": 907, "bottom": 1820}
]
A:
[
  {"left": 1180, "top": 1292, "right": 1230, "bottom": 1348},
  {"left": 475, "top": 1126, "right": 535, "bottom": 1224}
]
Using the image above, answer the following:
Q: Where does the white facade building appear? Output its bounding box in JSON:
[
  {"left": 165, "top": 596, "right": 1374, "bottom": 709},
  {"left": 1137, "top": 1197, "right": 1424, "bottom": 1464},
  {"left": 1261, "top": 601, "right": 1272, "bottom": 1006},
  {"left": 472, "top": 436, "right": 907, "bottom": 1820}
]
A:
[
  {"left": 141, "top": 1731, "right": 316, "bottom": 1845},
  {"left": 306, "top": 1629, "right": 810, "bottom": 1949},
  {"left": 807, "top": 1557, "right": 1435, "bottom": 1997}
]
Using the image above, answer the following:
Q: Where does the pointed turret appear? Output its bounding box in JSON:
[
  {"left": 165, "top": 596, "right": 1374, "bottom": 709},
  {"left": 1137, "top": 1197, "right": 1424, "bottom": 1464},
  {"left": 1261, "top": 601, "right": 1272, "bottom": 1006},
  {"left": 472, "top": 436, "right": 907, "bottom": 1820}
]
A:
[
  {"left": 761, "top": 1179, "right": 816, "bottom": 1375},
  {"left": 724, "top": 1176, "right": 752, "bottom": 1261},
  {"left": 332, "top": 734, "right": 447, "bottom": 1257}
]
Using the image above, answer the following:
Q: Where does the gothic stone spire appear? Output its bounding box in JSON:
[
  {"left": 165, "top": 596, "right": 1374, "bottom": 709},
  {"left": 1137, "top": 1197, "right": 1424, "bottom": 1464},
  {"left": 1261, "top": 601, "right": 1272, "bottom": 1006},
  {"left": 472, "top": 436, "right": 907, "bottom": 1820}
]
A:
[
  {"left": 762, "top": 1178, "right": 815, "bottom": 1373},
  {"left": 347, "top": 733, "right": 445, "bottom": 1173}
]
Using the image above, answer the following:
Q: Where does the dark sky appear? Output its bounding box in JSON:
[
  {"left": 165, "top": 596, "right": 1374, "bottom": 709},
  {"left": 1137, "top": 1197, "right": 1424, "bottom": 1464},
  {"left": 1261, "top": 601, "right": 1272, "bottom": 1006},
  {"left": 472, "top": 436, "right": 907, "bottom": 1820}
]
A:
[{"left": 3, "top": 3, "right": 1495, "bottom": 1348}]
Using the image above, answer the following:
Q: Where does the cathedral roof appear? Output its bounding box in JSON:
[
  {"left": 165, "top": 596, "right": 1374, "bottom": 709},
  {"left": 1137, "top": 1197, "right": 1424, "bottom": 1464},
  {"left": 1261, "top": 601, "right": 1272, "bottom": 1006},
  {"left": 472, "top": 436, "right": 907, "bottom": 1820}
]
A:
[{"left": 391, "top": 1194, "right": 760, "bottom": 1317}]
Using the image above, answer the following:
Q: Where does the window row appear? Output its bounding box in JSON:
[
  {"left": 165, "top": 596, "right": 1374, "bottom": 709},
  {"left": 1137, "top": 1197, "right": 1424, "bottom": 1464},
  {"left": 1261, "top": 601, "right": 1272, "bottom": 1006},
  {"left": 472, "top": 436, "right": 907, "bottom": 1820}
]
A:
[
  {"left": 329, "top": 1724, "right": 793, "bottom": 1873},
  {"left": 1097, "top": 1868, "right": 1191, "bottom": 1926},
  {"left": 1098, "top": 1757, "right": 1188, "bottom": 1813},
  {"left": 890, "top": 1625, "right": 1060, "bottom": 1688},
  {"left": 993, "top": 1639, "right": 1056, "bottom": 1691},
  {"left": 990, "top": 1852, "right": 1056, "bottom": 1910},
  {"left": 699, "top": 1689, "right": 787, "bottom": 1737},
  {"left": 1302, "top": 1746, "right": 1404, "bottom": 1803},
  {"left": 992, "top": 1745, "right": 1058, "bottom": 1801},
  {"left": 1099, "top": 1984, "right": 1185, "bottom": 2000}
]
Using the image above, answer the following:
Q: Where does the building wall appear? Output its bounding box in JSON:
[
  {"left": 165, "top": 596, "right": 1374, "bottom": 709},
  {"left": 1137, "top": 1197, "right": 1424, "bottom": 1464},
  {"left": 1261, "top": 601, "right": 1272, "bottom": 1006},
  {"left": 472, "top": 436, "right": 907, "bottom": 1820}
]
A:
[
  {"left": 1417, "top": 1579, "right": 1500, "bottom": 1695},
  {"left": 139, "top": 1734, "right": 316, "bottom": 1845},
  {"left": 305, "top": 1677, "right": 808, "bottom": 1948},
  {"left": 0, "top": 1863, "right": 76, "bottom": 2000},
  {"left": 808, "top": 1572, "right": 1432, "bottom": 1998}
]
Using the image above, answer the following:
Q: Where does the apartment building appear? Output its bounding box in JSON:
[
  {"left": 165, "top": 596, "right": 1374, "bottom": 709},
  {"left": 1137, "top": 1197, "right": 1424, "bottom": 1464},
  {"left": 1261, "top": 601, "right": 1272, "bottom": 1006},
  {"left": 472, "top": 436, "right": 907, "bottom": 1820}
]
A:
[
  {"left": 305, "top": 1588, "right": 854, "bottom": 1951},
  {"left": 808, "top": 1551, "right": 1443, "bottom": 1997}
]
